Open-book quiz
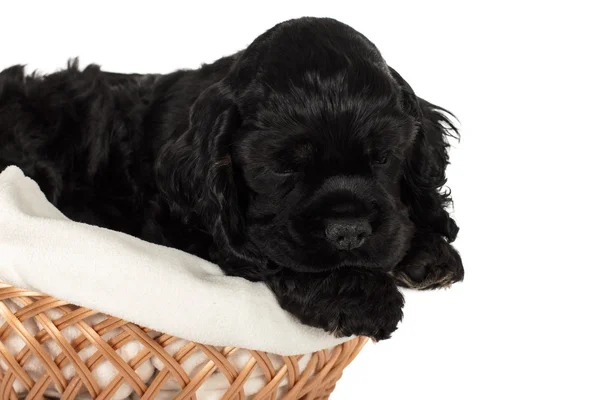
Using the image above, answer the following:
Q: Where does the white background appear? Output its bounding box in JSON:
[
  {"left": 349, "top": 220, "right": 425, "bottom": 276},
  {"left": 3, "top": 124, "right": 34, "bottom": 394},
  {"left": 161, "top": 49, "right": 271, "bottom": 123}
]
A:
[{"left": 2, "top": 1, "right": 599, "bottom": 399}]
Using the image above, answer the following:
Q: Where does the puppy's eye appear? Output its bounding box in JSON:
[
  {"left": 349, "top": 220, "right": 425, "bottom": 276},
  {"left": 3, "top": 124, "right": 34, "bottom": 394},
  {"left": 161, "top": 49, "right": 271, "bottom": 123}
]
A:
[
  {"left": 372, "top": 154, "right": 389, "bottom": 165},
  {"left": 274, "top": 165, "right": 297, "bottom": 175}
]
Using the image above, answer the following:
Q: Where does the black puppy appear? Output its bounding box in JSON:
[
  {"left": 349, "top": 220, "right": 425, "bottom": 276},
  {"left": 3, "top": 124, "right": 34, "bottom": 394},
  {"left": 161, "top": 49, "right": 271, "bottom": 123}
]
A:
[{"left": 0, "top": 17, "right": 463, "bottom": 340}]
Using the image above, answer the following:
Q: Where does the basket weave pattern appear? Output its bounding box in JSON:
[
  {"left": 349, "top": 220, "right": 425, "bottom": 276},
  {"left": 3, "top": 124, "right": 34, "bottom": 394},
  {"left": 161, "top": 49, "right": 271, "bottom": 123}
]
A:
[{"left": 0, "top": 283, "right": 367, "bottom": 399}]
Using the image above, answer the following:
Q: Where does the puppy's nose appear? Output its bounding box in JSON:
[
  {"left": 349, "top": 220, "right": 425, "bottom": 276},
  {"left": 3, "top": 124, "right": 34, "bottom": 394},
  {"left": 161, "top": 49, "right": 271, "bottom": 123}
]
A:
[{"left": 325, "top": 219, "right": 372, "bottom": 250}]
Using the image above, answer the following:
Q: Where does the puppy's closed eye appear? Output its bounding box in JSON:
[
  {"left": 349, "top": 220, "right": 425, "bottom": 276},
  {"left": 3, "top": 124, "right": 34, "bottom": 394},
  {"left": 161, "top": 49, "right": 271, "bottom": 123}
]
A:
[
  {"left": 274, "top": 142, "right": 315, "bottom": 174},
  {"left": 275, "top": 167, "right": 296, "bottom": 175},
  {"left": 371, "top": 153, "right": 389, "bottom": 165}
]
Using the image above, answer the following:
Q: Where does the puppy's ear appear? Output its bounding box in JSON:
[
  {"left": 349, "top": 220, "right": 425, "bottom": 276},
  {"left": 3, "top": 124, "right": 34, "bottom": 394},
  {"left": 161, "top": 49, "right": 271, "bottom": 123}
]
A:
[
  {"left": 156, "top": 81, "right": 267, "bottom": 278},
  {"left": 403, "top": 97, "right": 459, "bottom": 241},
  {"left": 388, "top": 67, "right": 422, "bottom": 121},
  {"left": 389, "top": 67, "right": 464, "bottom": 289},
  {"left": 156, "top": 82, "right": 237, "bottom": 209}
]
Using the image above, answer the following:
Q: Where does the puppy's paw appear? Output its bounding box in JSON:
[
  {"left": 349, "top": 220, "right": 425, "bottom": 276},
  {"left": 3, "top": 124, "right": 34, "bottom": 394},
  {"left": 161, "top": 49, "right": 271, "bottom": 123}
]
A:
[
  {"left": 270, "top": 269, "right": 404, "bottom": 341},
  {"left": 395, "top": 243, "right": 464, "bottom": 290},
  {"left": 329, "top": 273, "right": 404, "bottom": 341}
]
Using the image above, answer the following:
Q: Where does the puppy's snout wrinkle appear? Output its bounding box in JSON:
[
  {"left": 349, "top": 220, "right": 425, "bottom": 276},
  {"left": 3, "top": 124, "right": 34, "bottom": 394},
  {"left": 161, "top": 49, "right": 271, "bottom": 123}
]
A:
[{"left": 325, "top": 218, "right": 372, "bottom": 250}]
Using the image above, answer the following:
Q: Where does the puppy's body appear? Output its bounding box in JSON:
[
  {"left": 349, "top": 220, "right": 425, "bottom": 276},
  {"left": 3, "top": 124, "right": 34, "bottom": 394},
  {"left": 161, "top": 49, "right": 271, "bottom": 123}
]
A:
[
  {"left": 0, "top": 58, "right": 236, "bottom": 257},
  {"left": 0, "top": 18, "right": 463, "bottom": 339}
]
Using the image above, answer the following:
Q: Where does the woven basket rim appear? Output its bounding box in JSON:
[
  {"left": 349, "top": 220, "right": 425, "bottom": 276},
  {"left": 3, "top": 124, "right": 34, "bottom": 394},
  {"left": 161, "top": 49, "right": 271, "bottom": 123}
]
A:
[{"left": 0, "top": 281, "right": 368, "bottom": 399}]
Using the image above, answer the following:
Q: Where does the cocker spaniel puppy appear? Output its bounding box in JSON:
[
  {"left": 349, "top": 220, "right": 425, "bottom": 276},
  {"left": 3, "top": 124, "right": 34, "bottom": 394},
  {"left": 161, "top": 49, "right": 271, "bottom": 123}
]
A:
[{"left": 0, "top": 17, "right": 463, "bottom": 340}]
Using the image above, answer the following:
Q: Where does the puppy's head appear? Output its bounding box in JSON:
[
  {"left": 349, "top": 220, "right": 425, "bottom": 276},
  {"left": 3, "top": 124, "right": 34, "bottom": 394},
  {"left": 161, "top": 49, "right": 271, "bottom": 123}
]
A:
[{"left": 159, "top": 17, "right": 462, "bottom": 281}]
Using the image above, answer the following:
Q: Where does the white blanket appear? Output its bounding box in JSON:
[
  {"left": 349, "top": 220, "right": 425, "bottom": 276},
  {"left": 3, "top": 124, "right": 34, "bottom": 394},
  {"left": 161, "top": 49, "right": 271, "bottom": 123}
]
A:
[{"left": 0, "top": 166, "right": 350, "bottom": 357}]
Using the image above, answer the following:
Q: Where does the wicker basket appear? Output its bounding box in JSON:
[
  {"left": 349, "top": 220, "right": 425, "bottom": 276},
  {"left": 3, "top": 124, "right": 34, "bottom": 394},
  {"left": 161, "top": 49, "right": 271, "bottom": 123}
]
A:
[{"left": 0, "top": 282, "right": 367, "bottom": 400}]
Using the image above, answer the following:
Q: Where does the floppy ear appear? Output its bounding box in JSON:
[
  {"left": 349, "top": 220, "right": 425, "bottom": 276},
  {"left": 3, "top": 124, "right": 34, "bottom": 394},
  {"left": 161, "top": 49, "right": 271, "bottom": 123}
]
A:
[
  {"left": 156, "top": 81, "right": 268, "bottom": 278},
  {"left": 388, "top": 67, "right": 422, "bottom": 121},
  {"left": 388, "top": 68, "right": 464, "bottom": 289},
  {"left": 403, "top": 97, "right": 459, "bottom": 241}
]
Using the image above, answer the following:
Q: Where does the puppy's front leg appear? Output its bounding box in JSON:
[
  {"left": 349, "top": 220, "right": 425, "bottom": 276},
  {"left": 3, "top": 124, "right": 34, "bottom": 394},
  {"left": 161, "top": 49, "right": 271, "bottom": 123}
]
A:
[{"left": 265, "top": 268, "right": 404, "bottom": 340}]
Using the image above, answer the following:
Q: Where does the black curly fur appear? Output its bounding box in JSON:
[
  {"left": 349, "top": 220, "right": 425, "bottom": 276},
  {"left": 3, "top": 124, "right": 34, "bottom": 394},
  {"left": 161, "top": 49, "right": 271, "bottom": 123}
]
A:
[{"left": 0, "top": 17, "right": 463, "bottom": 340}]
